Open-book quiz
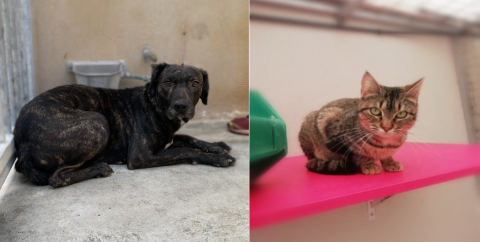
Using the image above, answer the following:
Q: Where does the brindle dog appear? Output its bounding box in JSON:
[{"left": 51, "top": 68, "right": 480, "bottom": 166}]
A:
[{"left": 14, "top": 63, "right": 235, "bottom": 187}]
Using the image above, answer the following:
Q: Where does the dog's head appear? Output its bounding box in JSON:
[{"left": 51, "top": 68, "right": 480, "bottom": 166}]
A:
[{"left": 146, "top": 63, "right": 209, "bottom": 121}]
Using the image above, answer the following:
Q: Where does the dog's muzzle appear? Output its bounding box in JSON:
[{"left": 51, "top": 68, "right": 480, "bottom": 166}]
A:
[{"left": 167, "top": 101, "right": 195, "bottom": 120}]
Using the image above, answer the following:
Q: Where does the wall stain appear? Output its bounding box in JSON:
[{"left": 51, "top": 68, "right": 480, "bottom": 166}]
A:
[{"left": 191, "top": 23, "right": 209, "bottom": 40}]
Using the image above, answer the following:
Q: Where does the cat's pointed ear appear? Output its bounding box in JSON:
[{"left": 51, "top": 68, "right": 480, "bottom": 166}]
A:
[
  {"left": 361, "top": 71, "right": 382, "bottom": 98},
  {"left": 404, "top": 78, "right": 424, "bottom": 103}
]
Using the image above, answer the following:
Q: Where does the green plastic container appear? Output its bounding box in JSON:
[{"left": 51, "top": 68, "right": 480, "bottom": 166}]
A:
[{"left": 250, "top": 90, "right": 288, "bottom": 181}]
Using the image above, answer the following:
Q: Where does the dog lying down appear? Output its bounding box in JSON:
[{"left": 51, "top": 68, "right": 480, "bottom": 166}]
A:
[{"left": 13, "top": 63, "right": 236, "bottom": 187}]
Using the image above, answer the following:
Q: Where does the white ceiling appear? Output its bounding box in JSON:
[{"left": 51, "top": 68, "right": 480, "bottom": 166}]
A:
[{"left": 366, "top": 0, "right": 480, "bottom": 22}]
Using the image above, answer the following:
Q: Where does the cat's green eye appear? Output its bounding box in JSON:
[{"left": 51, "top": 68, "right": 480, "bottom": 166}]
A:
[
  {"left": 370, "top": 107, "right": 381, "bottom": 116},
  {"left": 396, "top": 111, "right": 407, "bottom": 118}
]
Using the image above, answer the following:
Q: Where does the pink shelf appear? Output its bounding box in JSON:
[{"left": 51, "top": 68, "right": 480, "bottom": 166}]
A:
[{"left": 250, "top": 143, "right": 480, "bottom": 229}]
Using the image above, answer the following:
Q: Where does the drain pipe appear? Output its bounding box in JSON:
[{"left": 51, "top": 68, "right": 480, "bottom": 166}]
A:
[
  {"left": 121, "top": 72, "right": 150, "bottom": 82},
  {"left": 119, "top": 60, "right": 150, "bottom": 82}
]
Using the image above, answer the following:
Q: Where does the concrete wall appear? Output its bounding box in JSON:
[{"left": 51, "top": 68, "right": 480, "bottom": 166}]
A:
[
  {"left": 30, "top": 0, "right": 249, "bottom": 120},
  {"left": 250, "top": 11, "right": 480, "bottom": 242}
]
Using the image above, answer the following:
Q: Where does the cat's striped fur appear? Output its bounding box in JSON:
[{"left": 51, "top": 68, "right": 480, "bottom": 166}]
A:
[{"left": 299, "top": 72, "right": 423, "bottom": 175}]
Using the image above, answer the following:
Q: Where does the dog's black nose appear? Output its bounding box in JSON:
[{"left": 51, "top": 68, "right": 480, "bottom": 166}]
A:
[{"left": 174, "top": 102, "right": 187, "bottom": 113}]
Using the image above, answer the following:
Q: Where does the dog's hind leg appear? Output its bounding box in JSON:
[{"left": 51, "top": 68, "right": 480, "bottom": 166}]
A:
[
  {"left": 24, "top": 110, "right": 113, "bottom": 187},
  {"left": 48, "top": 113, "right": 113, "bottom": 187},
  {"left": 15, "top": 150, "right": 51, "bottom": 186},
  {"left": 49, "top": 162, "right": 113, "bottom": 188}
]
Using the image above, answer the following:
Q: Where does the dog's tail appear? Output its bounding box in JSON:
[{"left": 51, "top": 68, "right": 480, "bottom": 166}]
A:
[{"left": 15, "top": 150, "right": 50, "bottom": 186}]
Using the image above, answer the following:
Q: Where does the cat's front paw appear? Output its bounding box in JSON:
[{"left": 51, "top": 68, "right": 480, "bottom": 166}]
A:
[
  {"left": 360, "top": 162, "right": 381, "bottom": 175},
  {"left": 382, "top": 161, "right": 403, "bottom": 172}
]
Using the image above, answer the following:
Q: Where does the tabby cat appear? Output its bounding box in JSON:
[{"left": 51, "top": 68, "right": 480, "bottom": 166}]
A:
[{"left": 299, "top": 72, "right": 423, "bottom": 175}]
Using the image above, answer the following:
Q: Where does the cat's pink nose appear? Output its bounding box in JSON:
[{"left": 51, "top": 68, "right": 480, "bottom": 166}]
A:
[{"left": 382, "top": 127, "right": 392, "bottom": 132}]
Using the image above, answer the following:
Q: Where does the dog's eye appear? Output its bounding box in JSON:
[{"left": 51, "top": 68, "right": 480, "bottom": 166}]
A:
[
  {"left": 192, "top": 81, "right": 199, "bottom": 87},
  {"left": 164, "top": 80, "right": 172, "bottom": 87}
]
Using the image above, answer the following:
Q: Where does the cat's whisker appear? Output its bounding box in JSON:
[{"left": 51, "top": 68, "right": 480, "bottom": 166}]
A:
[
  {"left": 327, "top": 133, "right": 365, "bottom": 173},
  {"left": 338, "top": 127, "right": 363, "bottom": 132},
  {"left": 399, "top": 133, "right": 421, "bottom": 162},
  {"left": 411, "top": 142, "right": 441, "bottom": 159},
  {"left": 406, "top": 132, "right": 438, "bottom": 151},
  {"left": 326, "top": 130, "right": 365, "bottom": 145},
  {"left": 329, "top": 133, "right": 368, "bottom": 166},
  {"left": 341, "top": 133, "right": 368, "bottom": 172},
  {"left": 326, "top": 128, "right": 363, "bottom": 139},
  {"left": 345, "top": 133, "right": 369, "bottom": 161},
  {"left": 330, "top": 132, "right": 365, "bottom": 154},
  {"left": 326, "top": 129, "right": 362, "bottom": 138},
  {"left": 327, "top": 130, "right": 363, "bottom": 142},
  {"left": 405, "top": 133, "right": 441, "bottom": 159},
  {"left": 343, "top": 134, "right": 371, "bottom": 172},
  {"left": 356, "top": 134, "right": 373, "bottom": 163},
  {"left": 408, "top": 142, "right": 438, "bottom": 160}
]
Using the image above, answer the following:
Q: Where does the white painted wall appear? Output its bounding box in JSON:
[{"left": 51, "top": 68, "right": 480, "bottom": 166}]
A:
[
  {"left": 250, "top": 17, "right": 480, "bottom": 242},
  {"left": 250, "top": 21, "right": 469, "bottom": 158}
]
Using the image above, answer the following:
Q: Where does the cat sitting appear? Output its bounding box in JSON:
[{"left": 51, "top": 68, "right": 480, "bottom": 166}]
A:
[{"left": 299, "top": 72, "right": 423, "bottom": 175}]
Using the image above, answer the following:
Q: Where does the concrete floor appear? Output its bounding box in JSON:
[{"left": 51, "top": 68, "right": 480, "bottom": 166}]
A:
[{"left": 0, "top": 121, "right": 249, "bottom": 242}]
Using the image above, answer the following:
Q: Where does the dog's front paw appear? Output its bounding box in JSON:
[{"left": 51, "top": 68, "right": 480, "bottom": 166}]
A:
[
  {"left": 212, "top": 153, "right": 236, "bottom": 167},
  {"left": 212, "top": 142, "right": 231, "bottom": 154},
  {"left": 202, "top": 141, "right": 231, "bottom": 154}
]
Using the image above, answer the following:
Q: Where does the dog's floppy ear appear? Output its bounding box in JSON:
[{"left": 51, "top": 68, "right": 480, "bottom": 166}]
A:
[
  {"left": 151, "top": 63, "right": 160, "bottom": 75},
  {"left": 147, "top": 63, "right": 168, "bottom": 98},
  {"left": 199, "top": 68, "right": 209, "bottom": 105}
]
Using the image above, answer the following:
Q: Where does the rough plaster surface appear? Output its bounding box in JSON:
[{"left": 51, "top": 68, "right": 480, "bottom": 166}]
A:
[
  {"left": 30, "top": 0, "right": 249, "bottom": 120},
  {"left": 0, "top": 121, "right": 249, "bottom": 242}
]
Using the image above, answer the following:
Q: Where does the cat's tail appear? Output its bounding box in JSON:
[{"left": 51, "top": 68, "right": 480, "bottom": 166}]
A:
[{"left": 306, "top": 158, "right": 358, "bottom": 175}]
